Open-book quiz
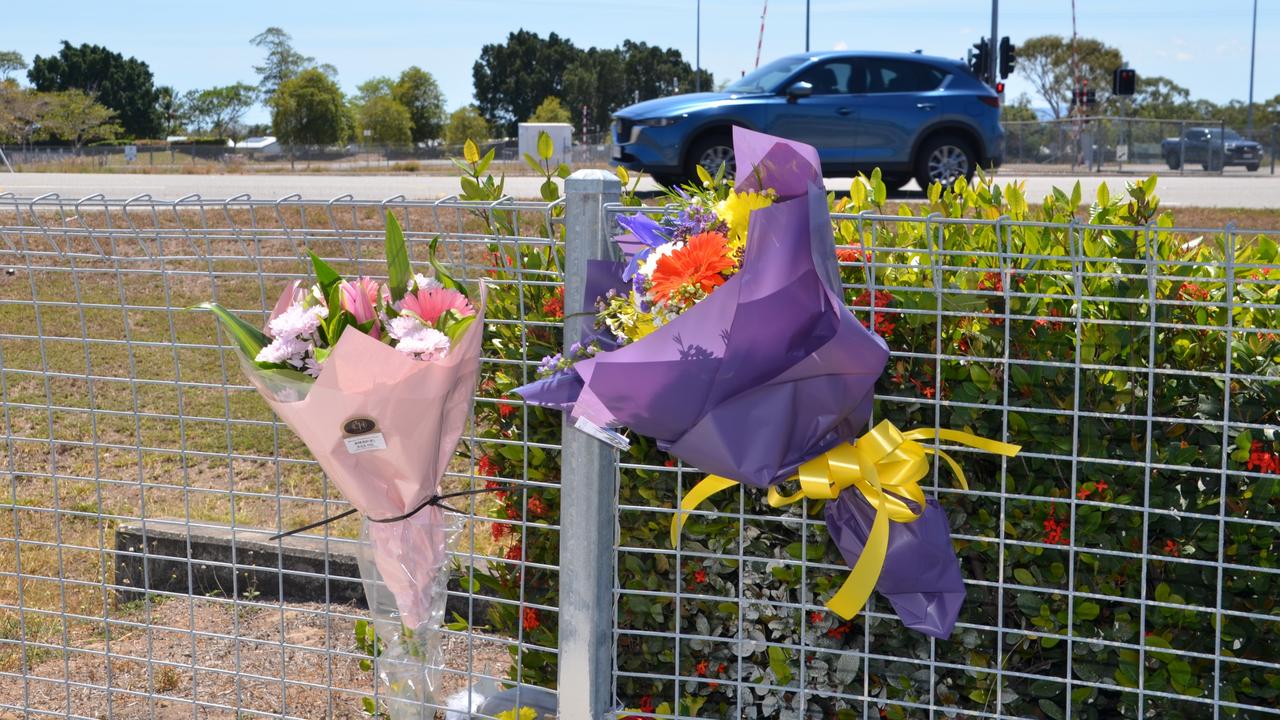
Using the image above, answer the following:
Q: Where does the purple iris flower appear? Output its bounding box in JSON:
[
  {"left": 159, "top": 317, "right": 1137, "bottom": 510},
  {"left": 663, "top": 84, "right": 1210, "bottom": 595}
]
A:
[{"left": 616, "top": 213, "right": 671, "bottom": 281}]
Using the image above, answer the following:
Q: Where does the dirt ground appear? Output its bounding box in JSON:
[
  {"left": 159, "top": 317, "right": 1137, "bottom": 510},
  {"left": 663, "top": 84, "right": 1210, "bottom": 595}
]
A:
[{"left": 0, "top": 595, "right": 512, "bottom": 719}]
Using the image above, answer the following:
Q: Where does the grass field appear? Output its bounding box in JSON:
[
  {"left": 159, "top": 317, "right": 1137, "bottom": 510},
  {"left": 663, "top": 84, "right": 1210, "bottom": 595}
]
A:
[{"left": 0, "top": 205, "right": 531, "bottom": 717}]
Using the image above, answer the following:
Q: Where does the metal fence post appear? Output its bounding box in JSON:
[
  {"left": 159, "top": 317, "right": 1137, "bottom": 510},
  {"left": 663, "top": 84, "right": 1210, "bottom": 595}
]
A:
[{"left": 558, "top": 169, "right": 622, "bottom": 719}]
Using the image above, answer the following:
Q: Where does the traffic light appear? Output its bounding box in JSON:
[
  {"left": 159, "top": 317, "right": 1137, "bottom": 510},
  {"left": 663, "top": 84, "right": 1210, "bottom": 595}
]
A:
[
  {"left": 999, "top": 36, "right": 1016, "bottom": 79},
  {"left": 1113, "top": 67, "right": 1137, "bottom": 96},
  {"left": 969, "top": 37, "right": 990, "bottom": 77},
  {"left": 1071, "top": 81, "right": 1097, "bottom": 107}
]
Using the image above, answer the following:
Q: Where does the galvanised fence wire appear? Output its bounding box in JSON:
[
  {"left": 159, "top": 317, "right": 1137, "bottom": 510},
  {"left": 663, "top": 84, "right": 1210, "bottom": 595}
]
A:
[
  {"left": 0, "top": 191, "right": 566, "bottom": 719},
  {"left": 2, "top": 177, "right": 1279, "bottom": 720},
  {"left": 603, "top": 196, "right": 1280, "bottom": 719}
]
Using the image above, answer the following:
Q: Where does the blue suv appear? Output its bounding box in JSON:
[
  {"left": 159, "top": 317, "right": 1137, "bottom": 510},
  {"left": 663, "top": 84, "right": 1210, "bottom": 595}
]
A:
[{"left": 611, "top": 51, "right": 1003, "bottom": 190}]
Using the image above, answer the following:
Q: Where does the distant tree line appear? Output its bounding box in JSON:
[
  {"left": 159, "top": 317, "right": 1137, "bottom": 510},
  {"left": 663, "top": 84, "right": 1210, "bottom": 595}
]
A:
[
  {"left": 473, "top": 30, "right": 712, "bottom": 136},
  {"left": 5, "top": 30, "right": 1276, "bottom": 151}
]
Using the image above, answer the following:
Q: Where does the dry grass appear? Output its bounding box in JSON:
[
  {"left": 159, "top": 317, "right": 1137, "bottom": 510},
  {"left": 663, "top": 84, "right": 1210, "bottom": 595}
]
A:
[{"left": 0, "top": 204, "right": 539, "bottom": 716}]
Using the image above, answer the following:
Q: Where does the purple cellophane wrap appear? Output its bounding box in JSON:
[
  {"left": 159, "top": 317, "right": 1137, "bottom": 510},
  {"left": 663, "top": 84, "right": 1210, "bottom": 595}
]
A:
[{"left": 516, "top": 126, "right": 967, "bottom": 638}]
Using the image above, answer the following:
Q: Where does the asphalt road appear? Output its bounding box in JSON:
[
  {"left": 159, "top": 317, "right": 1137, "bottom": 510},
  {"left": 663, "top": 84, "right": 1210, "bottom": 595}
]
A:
[{"left": 3, "top": 170, "right": 1278, "bottom": 207}]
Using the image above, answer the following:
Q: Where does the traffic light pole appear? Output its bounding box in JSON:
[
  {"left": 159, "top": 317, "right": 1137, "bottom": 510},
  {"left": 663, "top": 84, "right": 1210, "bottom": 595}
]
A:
[{"left": 989, "top": 0, "right": 999, "bottom": 86}]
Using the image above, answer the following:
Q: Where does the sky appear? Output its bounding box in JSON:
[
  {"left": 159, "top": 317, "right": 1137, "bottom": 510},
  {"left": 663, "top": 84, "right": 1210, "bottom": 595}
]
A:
[{"left": 7, "top": 0, "right": 1276, "bottom": 126}]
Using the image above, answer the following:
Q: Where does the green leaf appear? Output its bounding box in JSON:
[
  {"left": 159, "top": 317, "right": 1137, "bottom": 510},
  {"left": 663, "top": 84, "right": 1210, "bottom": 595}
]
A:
[
  {"left": 1076, "top": 601, "right": 1100, "bottom": 621},
  {"left": 463, "top": 139, "right": 479, "bottom": 164},
  {"left": 695, "top": 163, "right": 713, "bottom": 188},
  {"left": 1096, "top": 182, "right": 1110, "bottom": 207},
  {"left": 767, "top": 645, "right": 793, "bottom": 685},
  {"left": 442, "top": 314, "right": 476, "bottom": 347},
  {"left": 310, "top": 251, "right": 342, "bottom": 293},
  {"left": 428, "top": 236, "right": 465, "bottom": 295},
  {"left": 537, "top": 130, "right": 553, "bottom": 160},
  {"left": 1013, "top": 567, "right": 1036, "bottom": 586},
  {"left": 1038, "top": 699, "right": 1065, "bottom": 720},
  {"left": 540, "top": 178, "right": 559, "bottom": 202},
  {"left": 615, "top": 165, "right": 630, "bottom": 185},
  {"left": 384, "top": 211, "right": 411, "bottom": 302},
  {"left": 197, "top": 302, "right": 270, "bottom": 361}
]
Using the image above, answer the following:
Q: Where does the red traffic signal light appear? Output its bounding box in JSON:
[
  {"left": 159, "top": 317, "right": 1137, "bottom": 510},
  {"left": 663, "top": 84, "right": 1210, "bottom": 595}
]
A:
[{"left": 1113, "top": 68, "right": 1137, "bottom": 96}]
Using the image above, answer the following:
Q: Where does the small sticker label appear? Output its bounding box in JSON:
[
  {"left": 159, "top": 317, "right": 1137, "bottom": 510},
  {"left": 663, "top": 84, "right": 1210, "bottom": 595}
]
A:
[
  {"left": 344, "top": 433, "right": 387, "bottom": 454},
  {"left": 574, "top": 416, "right": 630, "bottom": 451},
  {"left": 343, "top": 417, "right": 378, "bottom": 435}
]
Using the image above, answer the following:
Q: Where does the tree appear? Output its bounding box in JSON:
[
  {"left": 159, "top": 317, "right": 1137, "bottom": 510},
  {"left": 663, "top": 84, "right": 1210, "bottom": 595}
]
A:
[
  {"left": 444, "top": 105, "right": 489, "bottom": 147},
  {"left": 39, "top": 89, "right": 120, "bottom": 149},
  {"left": 185, "top": 83, "right": 257, "bottom": 138},
  {"left": 1129, "top": 75, "right": 1192, "bottom": 119},
  {"left": 1001, "top": 94, "right": 1039, "bottom": 122},
  {"left": 358, "top": 95, "right": 413, "bottom": 144},
  {"left": 154, "top": 85, "right": 185, "bottom": 136},
  {"left": 563, "top": 47, "right": 626, "bottom": 134},
  {"left": 0, "top": 84, "right": 50, "bottom": 146},
  {"left": 354, "top": 76, "right": 395, "bottom": 105},
  {"left": 0, "top": 51, "right": 26, "bottom": 80},
  {"left": 269, "top": 68, "right": 346, "bottom": 146},
  {"left": 251, "top": 27, "right": 315, "bottom": 99},
  {"left": 473, "top": 30, "right": 580, "bottom": 135},
  {"left": 528, "top": 96, "right": 572, "bottom": 124},
  {"left": 393, "top": 66, "right": 446, "bottom": 142},
  {"left": 1015, "top": 35, "right": 1123, "bottom": 118},
  {"left": 27, "top": 41, "right": 162, "bottom": 137}
]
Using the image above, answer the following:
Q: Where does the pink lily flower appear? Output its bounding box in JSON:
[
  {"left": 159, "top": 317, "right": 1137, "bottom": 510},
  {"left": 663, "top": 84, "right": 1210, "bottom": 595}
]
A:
[
  {"left": 399, "top": 287, "right": 474, "bottom": 327},
  {"left": 340, "top": 277, "right": 383, "bottom": 338}
]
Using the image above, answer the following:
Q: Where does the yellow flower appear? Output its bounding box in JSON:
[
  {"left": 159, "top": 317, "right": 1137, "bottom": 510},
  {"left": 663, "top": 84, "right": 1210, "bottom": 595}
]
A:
[
  {"left": 601, "top": 292, "right": 657, "bottom": 343},
  {"left": 714, "top": 190, "right": 773, "bottom": 250},
  {"left": 495, "top": 707, "right": 539, "bottom": 720}
]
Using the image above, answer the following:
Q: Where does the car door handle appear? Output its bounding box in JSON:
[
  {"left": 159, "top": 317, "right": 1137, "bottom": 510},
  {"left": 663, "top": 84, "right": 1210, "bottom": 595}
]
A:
[
  {"left": 916, "top": 102, "right": 936, "bottom": 110},
  {"left": 836, "top": 107, "right": 853, "bottom": 116}
]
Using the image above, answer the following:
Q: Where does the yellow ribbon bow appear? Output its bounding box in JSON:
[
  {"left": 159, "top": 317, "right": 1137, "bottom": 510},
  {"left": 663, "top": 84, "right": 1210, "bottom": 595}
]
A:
[{"left": 670, "top": 420, "right": 1020, "bottom": 620}]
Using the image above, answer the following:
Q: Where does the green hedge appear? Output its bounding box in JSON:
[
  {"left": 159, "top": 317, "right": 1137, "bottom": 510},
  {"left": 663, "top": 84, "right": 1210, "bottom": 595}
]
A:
[{"left": 469, "top": 172, "right": 1279, "bottom": 719}]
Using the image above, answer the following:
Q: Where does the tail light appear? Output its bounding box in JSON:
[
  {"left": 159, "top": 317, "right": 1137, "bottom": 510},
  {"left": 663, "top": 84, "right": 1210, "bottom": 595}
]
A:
[{"left": 979, "top": 95, "right": 1000, "bottom": 108}]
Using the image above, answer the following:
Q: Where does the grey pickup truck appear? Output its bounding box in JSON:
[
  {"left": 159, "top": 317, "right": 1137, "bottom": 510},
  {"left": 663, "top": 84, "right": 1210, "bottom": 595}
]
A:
[{"left": 1161, "top": 127, "right": 1263, "bottom": 171}]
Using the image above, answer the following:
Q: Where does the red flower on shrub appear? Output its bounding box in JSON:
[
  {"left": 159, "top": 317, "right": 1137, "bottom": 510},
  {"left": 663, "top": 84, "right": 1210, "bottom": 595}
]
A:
[
  {"left": 1163, "top": 539, "right": 1181, "bottom": 557},
  {"left": 490, "top": 521, "right": 506, "bottom": 541},
  {"left": 694, "top": 659, "right": 709, "bottom": 676},
  {"left": 542, "top": 286, "right": 564, "bottom": 319},
  {"left": 854, "top": 289, "right": 894, "bottom": 308},
  {"left": 836, "top": 246, "right": 864, "bottom": 264},
  {"left": 505, "top": 543, "right": 523, "bottom": 561},
  {"left": 1077, "top": 486, "right": 1092, "bottom": 500},
  {"left": 978, "top": 271, "right": 1004, "bottom": 293},
  {"left": 476, "top": 454, "right": 499, "bottom": 477},
  {"left": 1177, "top": 282, "right": 1210, "bottom": 302},
  {"left": 809, "top": 611, "right": 824, "bottom": 625},
  {"left": 693, "top": 569, "right": 707, "bottom": 584},
  {"left": 826, "top": 622, "right": 852, "bottom": 639},
  {"left": 522, "top": 607, "right": 540, "bottom": 631},
  {"left": 1247, "top": 441, "right": 1279, "bottom": 474},
  {"left": 639, "top": 696, "right": 654, "bottom": 714},
  {"left": 498, "top": 398, "right": 518, "bottom": 419},
  {"left": 484, "top": 478, "right": 507, "bottom": 503},
  {"left": 1042, "top": 510, "right": 1069, "bottom": 545},
  {"left": 527, "top": 495, "right": 547, "bottom": 517}
]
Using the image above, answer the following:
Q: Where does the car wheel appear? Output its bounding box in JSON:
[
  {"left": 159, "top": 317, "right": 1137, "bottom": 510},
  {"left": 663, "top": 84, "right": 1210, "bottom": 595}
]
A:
[
  {"left": 1246, "top": 163, "right": 1260, "bottom": 172},
  {"left": 914, "top": 134, "right": 975, "bottom": 191},
  {"left": 686, "top": 134, "right": 736, "bottom": 183},
  {"left": 1165, "top": 154, "right": 1181, "bottom": 170}
]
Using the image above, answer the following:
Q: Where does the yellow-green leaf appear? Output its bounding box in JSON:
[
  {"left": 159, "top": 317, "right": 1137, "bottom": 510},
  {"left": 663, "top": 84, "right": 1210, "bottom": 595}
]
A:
[
  {"left": 537, "top": 131, "right": 553, "bottom": 160},
  {"left": 463, "top": 139, "right": 479, "bottom": 164}
]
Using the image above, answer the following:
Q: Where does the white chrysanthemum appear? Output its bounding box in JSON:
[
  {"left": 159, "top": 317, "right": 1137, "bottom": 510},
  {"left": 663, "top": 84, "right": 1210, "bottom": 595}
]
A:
[
  {"left": 387, "top": 315, "right": 451, "bottom": 361},
  {"left": 412, "top": 272, "right": 441, "bottom": 292},
  {"left": 637, "top": 241, "right": 682, "bottom": 279},
  {"left": 268, "top": 303, "right": 325, "bottom": 339},
  {"left": 255, "top": 335, "right": 309, "bottom": 365}
]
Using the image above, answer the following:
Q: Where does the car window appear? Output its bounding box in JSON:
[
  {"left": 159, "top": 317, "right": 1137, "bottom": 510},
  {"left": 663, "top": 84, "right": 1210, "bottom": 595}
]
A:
[
  {"left": 792, "top": 61, "right": 855, "bottom": 95},
  {"left": 855, "top": 59, "right": 947, "bottom": 94},
  {"left": 726, "top": 56, "right": 811, "bottom": 93}
]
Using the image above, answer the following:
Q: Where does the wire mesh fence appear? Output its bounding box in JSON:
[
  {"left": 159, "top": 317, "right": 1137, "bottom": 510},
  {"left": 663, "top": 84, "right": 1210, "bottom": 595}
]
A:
[
  {"left": 1, "top": 184, "right": 1279, "bottom": 720},
  {"left": 607, "top": 204, "right": 1280, "bottom": 719},
  {"left": 1002, "top": 117, "right": 1276, "bottom": 176},
  {"left": 0, "top": 192, "right": 566, "bottom": 719}
]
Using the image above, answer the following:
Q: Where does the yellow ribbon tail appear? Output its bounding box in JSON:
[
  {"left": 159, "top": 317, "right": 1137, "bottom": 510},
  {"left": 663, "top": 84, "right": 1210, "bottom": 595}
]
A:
[
  {"left": 670, "top": 475, "right": 738, "bottom": 548},
  {"left": 824, "top": 443, "right": 888, "bottom": 620}
]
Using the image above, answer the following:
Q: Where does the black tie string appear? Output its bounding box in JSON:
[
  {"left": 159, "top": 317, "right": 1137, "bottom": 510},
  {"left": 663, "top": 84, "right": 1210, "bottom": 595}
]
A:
[{"left": 265, "top": 487, "right": 503, "bottom": 542}]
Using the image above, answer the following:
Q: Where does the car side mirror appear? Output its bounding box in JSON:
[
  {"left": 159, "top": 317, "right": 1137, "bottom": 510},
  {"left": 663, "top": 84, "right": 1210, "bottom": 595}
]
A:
[{"left": 786, "top": 81, "right": 813, "bottom": 102}]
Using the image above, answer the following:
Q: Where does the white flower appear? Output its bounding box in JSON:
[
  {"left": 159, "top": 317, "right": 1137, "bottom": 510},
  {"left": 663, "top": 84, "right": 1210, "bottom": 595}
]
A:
[
  {"left": 411, "top": 272, "right": 441, "bottom": 292},
  {"left": 386, "top": 314, "right": 452, "bottom": 361},
  {"left": 269, "top": 302, "right": 325, "bottom": 339},
  {"left": 256, "top": 335, "right": 309, "bottom": 366},
  {"left": 637, "top": 241, "right": 682, "bottom": 279}
]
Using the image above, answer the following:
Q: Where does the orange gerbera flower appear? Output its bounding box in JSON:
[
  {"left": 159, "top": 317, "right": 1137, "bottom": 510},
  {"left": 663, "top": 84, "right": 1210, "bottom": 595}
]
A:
[{"left": 649, "top": 232, "right": 735, "bottom": 304}]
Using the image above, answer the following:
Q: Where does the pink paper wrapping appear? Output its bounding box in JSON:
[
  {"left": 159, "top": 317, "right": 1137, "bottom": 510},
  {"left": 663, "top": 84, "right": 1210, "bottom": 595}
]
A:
[{"left": 245, "top": 284, "right": 487, "bottom": 628}]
